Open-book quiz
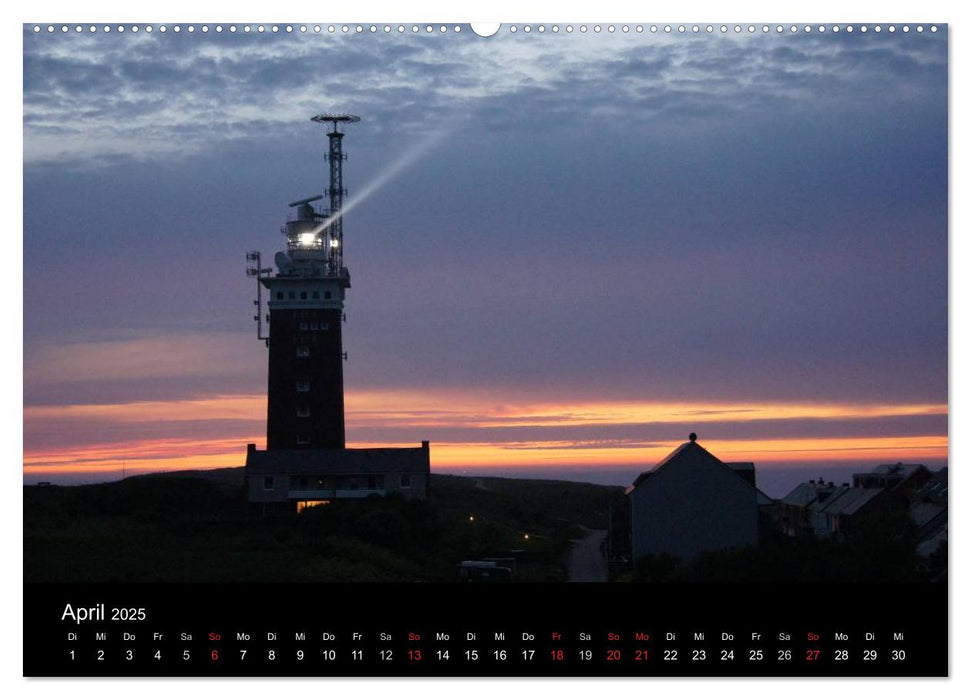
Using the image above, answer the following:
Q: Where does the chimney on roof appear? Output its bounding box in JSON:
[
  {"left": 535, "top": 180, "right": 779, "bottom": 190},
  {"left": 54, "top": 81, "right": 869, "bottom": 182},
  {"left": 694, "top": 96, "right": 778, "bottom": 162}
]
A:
[{"left": 689, "top": 432, "right": 697, "bottom": 443}]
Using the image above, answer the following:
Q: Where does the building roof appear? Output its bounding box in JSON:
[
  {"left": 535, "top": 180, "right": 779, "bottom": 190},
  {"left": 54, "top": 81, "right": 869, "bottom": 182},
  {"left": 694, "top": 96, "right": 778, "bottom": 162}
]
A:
[
  {"left": 814, "top": 486, "right": 883, "bottom": 517},
  {"left": 916, "top": 526, "right": 947, "bottom": 558},
  {"left": 246, "top": 446, "right": 430, "bottom": 475},
  {"left": 872, "top": 463, "right": 926, "bottom": 477},
  {"left": 627, "top": 440, "right": 771, "bottom": 503},
  {"left": 909, "top": 501, "right": 947, "bottom": 529},
  {"left": 725, "top": 462, "right": 755, "bottom": 472},
  {"left": 781, "top": 480, "right": 840, "bottom": 507},
  {"left": 914, "top": 468, "right": 948, "bottom": 503}
]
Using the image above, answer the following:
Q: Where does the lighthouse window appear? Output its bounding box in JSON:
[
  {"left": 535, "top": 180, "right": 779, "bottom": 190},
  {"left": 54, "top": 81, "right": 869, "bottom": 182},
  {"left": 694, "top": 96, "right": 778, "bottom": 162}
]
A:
[
  {"left": 300, "top": 291, "right": 308, "bottom": 300},
  {"left": 296, "top": 346, "right": 310, "bottom": 358},
  {"left": 296, "top": 380, "right": 310, "bottom": 392}
]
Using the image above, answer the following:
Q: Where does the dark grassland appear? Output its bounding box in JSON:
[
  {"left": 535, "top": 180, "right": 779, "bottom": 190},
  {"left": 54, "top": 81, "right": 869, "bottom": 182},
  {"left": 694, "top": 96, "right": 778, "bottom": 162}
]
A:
[{"left": 24, "top": 471, "right": 624, "bottom": 583}]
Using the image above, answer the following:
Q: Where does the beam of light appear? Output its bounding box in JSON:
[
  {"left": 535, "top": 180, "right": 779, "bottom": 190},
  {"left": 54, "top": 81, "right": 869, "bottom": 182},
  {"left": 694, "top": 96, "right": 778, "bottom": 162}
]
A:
[{"left": 309, "top": 127, "right": 454, "bottom": 238}]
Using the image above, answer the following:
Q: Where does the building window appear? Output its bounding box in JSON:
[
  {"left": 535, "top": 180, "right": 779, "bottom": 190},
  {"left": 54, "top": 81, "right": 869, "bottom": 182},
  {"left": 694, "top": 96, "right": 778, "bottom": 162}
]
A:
[
  {"left": 367, "top": 476, "right": 377, "bottom": 490},
  {"left": 312, "top": 291, "right": 320, "bottom": 299},
  {"left": 296, "top": 346, "right": 310, "bottom": 358},
  {"left": 276, "top": 292, "right": 284, "bottom": 300},
  {"left": 299, "top": 322, "right": 308, "bottom": 330},
  {"left": 296, "top": 380, "right": 310, "bottom": 392},
  {"left": 324, "top": 291, "right": 332, "bottom": 300},
  {"left": 300, "top": 291, "right": 308, "bottom": 300},
  {"left": 263, "top": 476, "right": 274, "bottom": 490},
  {"left": 296, "top": 406, "right": 310, "bottom": 418},
  {"left": 288, "top": 291, "right": 296, "bottom": 300},
  {"left": 349, "top": 480, "right": 359, "bottom": 491},
  {"left": 400, "top": 474, "right": 411, "bottom": 488},
  {"left": 296, "top": 500, "right": 330, "bottom": 513},
  {"left": 296, "top": 434, "right": 310, "bottom": 445},
  {"left": 320, "top": 323, "right": 329, "bottom": 331},
  {"left": 310, "top": 321, "right": 319, "bottom": 330}
]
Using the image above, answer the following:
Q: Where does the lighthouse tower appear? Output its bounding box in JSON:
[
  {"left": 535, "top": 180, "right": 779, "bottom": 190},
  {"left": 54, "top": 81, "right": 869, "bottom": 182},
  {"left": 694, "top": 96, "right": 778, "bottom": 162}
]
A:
[
  {"left": 259, "top": 114, "right": 357, "bottom": 450},
  {"left": 244, "top": 115, "right": 430, "bottom": 513}
]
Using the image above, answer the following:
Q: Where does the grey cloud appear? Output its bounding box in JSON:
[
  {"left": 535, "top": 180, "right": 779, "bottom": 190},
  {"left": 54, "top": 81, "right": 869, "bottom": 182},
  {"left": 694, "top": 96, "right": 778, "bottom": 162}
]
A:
[{"left": 23, "top": 27, "right": 947, "bottom": 167}]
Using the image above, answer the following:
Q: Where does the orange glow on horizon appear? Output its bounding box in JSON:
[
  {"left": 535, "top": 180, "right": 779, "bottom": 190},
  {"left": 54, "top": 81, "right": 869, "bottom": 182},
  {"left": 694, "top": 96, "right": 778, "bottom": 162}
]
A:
[
  {"left": 24, "top": 391, "right": 946, "bottom": 428},
  {"left": 23, "top": 390, "right": 947, "bottom": 479},
  {"left": 23, "top": 434, "right": 947, "bottom": 478}
]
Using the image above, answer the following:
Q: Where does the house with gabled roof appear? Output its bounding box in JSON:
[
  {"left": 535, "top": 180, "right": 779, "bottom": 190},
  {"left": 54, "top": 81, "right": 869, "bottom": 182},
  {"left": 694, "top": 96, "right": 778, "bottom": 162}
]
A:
[
  {"left": 809, "top": 486, "right": 884, "bottom": 536},
  {"left": 626, "top": 434, "right": 770, "bottom": 562}
]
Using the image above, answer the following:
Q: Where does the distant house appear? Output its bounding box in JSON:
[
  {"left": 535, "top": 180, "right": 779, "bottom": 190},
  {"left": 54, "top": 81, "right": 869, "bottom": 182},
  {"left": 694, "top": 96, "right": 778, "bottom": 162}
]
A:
[
  {"left": 853, "top": 463, "right": 930, "bottom": 494},
  {"left": 809, "top": 486, "right": 885, "bottom": 536},
  {"left": 779, "top": 464, "right": 941, "bottom": 539},
  {"left": 626, "top": 435, "right": 769, "bottom": 562},
  {"left": 778, "top": 479, "right": 842, "bottom": 536},
  {"left": 245, "top": 442, "right": 430, "bottom": 515}
]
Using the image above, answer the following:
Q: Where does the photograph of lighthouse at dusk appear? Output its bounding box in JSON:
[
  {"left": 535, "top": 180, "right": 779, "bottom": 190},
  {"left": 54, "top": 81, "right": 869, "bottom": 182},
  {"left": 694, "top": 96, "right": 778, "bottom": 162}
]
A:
[{"left": 23, "top": 22, "right": 947, "bottom": 677}]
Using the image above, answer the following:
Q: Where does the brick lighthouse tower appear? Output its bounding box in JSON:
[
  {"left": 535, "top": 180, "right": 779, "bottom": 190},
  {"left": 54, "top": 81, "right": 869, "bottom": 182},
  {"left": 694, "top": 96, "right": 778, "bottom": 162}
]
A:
[
  {"left": 244, "top": 115, "right": 430, "bottom": 513},
  {"left": 260, "top": 114, "right": 357, "bottom": 450}
]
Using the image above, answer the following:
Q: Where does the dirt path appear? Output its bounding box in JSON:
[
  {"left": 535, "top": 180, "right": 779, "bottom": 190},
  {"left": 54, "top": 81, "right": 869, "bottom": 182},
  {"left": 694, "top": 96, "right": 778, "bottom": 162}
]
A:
[{"left": 566, "top": 528, "right": 608, "bottom": 582}]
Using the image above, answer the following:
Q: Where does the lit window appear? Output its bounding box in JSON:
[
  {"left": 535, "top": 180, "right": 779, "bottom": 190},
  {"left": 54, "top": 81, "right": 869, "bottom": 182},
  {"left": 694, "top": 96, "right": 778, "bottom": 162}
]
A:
[
  {"left": 263, "top": 476, "right": 274, "bottom": 490},
  {"left": 296, "top": 434, "right": 310, "bottom": 445},
  {"left": 297, "top": 500, "right": 331, "bottom": 513},
  {"left": 297, "top": 406, "right": 310, "bottom": 417},
  {"left": 296, "top": 380, "right": 310, "bottom": 392},
  {"left": 296, "top": 346, "right": 310, "bottom": 357},
  {"left": 400, "top": 474, "right": 411, "bottom": 488}
]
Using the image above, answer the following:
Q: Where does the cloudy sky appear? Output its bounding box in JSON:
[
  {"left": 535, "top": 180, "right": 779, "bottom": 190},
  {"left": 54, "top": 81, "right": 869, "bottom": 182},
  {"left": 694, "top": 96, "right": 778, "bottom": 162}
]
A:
[{"left": 22, "top": 23, "right": 948, "bottom": 495}]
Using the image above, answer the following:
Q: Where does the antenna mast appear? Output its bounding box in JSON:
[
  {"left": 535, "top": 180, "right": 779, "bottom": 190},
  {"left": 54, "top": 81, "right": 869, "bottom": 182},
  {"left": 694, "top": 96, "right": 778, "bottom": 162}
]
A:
[{"left": 312, "top": 113, "right": 360, "bottom": 274}]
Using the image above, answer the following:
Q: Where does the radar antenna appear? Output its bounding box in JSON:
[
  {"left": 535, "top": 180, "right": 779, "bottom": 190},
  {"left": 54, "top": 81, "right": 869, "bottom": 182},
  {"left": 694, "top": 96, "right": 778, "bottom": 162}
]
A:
[{"left": 311, "top": 113, "right": 360, "bottom": 274}]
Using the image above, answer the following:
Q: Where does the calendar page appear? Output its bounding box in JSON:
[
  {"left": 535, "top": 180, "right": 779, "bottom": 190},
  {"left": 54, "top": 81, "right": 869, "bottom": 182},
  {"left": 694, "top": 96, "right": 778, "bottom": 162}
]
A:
[{"left": 22, "top": 19, "right": 948, "bottom": 678}]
